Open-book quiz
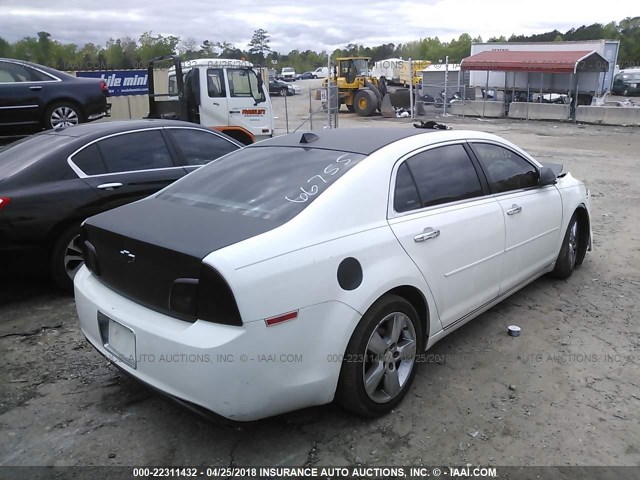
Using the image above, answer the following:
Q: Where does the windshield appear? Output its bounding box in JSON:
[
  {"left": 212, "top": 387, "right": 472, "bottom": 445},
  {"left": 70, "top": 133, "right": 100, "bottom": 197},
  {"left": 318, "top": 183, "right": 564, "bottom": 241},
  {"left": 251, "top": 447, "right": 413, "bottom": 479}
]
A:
[{"left": 158, "top": 146, "right": 365, "bottom": 222}]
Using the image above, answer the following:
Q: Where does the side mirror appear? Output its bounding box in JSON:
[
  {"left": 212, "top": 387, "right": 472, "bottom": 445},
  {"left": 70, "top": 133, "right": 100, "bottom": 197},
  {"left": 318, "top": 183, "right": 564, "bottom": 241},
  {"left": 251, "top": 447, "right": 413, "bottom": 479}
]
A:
[{"left": 539, "top": 166, "right": 557, "bottom": 187}]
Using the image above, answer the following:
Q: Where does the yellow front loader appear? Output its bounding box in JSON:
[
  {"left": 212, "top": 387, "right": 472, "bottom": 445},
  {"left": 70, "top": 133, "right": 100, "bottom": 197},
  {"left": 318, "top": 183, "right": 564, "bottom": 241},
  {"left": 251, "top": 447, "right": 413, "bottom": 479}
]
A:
[{"left": 320, "top": 57, "right": 389, "bottom": 117}]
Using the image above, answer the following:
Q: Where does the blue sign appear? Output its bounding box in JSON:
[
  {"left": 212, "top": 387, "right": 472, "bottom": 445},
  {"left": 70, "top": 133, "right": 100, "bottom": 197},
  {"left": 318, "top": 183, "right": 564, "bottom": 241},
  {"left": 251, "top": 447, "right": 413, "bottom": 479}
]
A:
[{"left": 76, "top": 70, "right": 148, "bottom": 96}]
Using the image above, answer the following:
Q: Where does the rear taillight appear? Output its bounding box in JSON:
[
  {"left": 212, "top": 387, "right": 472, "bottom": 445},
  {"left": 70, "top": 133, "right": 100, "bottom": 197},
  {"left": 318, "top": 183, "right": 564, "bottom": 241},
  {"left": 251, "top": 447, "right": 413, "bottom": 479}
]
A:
[
  {"left": 168, "top": 265, "right": 242, "bottom": 326},
  {"left": 0, "top": 197, "right": 10, "bottom": 210},
  {"left": 99, "top": 80, "right": 109, "bottom": 94}
]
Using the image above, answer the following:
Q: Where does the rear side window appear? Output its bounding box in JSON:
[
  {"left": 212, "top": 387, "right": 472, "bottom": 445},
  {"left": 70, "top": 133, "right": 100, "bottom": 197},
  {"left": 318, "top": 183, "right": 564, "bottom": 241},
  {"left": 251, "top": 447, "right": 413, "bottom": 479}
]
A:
[
  {"left": 0, "top": 62, "right": 47, "bottom": 82},
  {"left": 71, "top": 144, "right": 107, "bottom": 175},
  {"left": 96, "top": 130, "right": 174, "bottom": 173},
  {"left": 158, "top": 147, "right": 365, "bottom": 221},
  {"left": 401, "top": 144, "right": 483, "bottom": 209},
  {"left": 394, "top": 162, "right": 421, "bottom": 213},
  {"left": 167, "top": 129, "right": 238, "bottom": 166},
  {"left": 207, "top": 69, "right": 226, "bottom": 98},
  {"left": 471, "top": 143, "right": 538, "bottom": 193}
]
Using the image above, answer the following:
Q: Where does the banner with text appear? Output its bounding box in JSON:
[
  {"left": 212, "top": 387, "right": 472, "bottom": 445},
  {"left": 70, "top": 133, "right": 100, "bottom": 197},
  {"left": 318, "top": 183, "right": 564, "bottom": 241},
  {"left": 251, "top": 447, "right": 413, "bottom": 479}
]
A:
[{"left": 76, "top": 70, "right": 148, "bottom": 97}]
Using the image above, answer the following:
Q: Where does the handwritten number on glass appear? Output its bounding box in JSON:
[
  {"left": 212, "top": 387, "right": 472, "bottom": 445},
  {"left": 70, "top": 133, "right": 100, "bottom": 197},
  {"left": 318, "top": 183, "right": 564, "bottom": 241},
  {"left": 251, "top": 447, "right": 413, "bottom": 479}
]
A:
[{"left": 285, "top": 154, "right": 353, "bottom": 203}]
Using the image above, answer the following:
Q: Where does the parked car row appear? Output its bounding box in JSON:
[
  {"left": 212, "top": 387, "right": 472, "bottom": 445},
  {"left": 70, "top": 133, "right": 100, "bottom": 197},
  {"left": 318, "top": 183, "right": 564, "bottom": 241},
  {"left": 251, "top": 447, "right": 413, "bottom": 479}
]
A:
[{"left": 0, "top": 58, "right": 111, "bottom": 135}]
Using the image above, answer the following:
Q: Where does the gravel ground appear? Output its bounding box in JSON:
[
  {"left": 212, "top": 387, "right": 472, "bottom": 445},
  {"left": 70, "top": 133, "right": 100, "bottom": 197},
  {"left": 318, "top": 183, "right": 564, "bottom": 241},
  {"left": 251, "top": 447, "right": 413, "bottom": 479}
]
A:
[{"left": 1, "top": 82, "right": 639, "bottom": 469}]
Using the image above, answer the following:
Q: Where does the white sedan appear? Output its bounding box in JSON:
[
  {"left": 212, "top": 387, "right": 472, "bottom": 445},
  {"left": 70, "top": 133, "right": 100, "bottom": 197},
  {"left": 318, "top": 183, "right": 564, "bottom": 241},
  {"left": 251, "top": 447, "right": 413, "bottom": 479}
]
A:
[{"left": 74, "top": 128, "right": 592, "bottom": 421}]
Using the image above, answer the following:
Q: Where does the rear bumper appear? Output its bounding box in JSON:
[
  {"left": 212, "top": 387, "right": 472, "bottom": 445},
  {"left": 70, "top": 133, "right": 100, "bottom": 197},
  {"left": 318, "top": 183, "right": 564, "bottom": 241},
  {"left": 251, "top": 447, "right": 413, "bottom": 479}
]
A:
[
  {"left": 88, "top": 103, "right": 111, "bottom": 121},
  {"left": 74, "top": 266, "right": 361, "bottom": 421}
]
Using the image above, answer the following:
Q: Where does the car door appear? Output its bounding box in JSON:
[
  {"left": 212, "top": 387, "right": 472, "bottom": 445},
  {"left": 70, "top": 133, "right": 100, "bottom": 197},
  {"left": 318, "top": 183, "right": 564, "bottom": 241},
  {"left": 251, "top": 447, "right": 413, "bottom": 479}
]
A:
[
  {"left": 198, "top": 68, "right": 229, "bottom": 128},
  {"left": 469, "top": 141, "right": 562, "bottom": 293},
  {"left": 164, "top": 127, "right": 240, "bottom": 173},
  {"left": 0, "top": 61, "right": 46, "bottom": 127},
  {"left": 70, "top": 129, "right": 187, "bottom": 212},
  {"left": 223, "top": 67, "right": 270, "bottom": 133},
  {"left": 387, "top": 143, "right": 505, "bottom": 328}
]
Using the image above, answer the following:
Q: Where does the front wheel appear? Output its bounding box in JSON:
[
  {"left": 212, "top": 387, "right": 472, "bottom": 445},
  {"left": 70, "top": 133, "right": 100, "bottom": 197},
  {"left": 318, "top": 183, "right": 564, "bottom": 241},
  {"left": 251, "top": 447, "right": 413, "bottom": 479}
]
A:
[
  {"left": 336, "top": 294, "right": 421, "bottom": 417},
  {"left": 50, "top": 224, "right": 83, "bottom": 291},
  {"left": 552, "top": 213, "right": 579, "bottom": 279}
]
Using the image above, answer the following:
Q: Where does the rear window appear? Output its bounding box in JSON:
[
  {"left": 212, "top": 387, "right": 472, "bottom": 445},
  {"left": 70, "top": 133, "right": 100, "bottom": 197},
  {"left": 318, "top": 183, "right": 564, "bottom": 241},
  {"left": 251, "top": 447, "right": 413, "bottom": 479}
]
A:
[
  {"left": 0, "top": 134, "right": 71, "bottom": 178},
  {"left": 158, "top": 146, "right": 365, "bottom": 221}
]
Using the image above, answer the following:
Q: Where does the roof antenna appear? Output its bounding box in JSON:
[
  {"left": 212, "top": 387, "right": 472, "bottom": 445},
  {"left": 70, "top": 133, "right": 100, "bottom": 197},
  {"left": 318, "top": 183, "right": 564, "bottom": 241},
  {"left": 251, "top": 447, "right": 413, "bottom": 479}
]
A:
[{"left": 300, "top": 132, "right": 319, "bottom": 144}]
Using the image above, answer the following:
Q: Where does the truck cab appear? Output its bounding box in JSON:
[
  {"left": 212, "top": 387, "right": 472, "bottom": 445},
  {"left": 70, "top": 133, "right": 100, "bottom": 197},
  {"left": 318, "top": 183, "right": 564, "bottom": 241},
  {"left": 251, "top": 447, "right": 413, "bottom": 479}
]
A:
[{"left": 152, "top": 57, "right": 273, "bottom": 145}]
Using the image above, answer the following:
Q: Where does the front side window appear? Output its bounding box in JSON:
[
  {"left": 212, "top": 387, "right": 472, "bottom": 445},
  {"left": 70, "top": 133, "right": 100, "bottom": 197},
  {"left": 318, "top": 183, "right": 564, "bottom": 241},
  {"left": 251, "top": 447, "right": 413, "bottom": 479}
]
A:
[
  {"left": 471, "top": 143, "right": 538, "bottom": 194},
  {"left": 158, "top": 147, "right": 365, "bottom": 221},
  {"left": 167, "top": 129, "right": 238, "bottom": 166},
  {"left": 227, "top": 68, "right": 264, "bottom": 102},
  {"left": 400, "top": 144, "right": 484, "bottom": 210},
  {"left": 97, "top": 130, "right": 174, "bottom": 173}
]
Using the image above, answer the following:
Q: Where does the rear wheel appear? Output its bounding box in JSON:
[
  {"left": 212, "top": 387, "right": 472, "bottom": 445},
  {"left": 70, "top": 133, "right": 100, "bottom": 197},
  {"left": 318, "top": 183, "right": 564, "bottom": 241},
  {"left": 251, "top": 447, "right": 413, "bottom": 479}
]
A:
[
  {"left": 552, "top": 213, "right": 579, "bottom": 279},
  {"left": 45, "top": 101, "right": 84, "bottom": 130},
  {"left": 336, "top": 294, "right": 421, "bottom": 417},
  {"left": 50, "top": 224, "right": 83, "bottom": 291},
  {"left": 280, "top": 87, "right": 289, "bottom": 96},
  {"left": 353, "top": 89, "right": 377, "bottom": 117}
]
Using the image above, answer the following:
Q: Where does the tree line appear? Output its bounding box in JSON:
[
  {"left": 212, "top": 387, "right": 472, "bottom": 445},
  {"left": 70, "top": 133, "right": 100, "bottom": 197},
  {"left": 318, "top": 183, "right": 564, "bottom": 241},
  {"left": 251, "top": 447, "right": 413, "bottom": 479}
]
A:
[{"left": 0, "top": 17, "right": 637, "bottom": 74}]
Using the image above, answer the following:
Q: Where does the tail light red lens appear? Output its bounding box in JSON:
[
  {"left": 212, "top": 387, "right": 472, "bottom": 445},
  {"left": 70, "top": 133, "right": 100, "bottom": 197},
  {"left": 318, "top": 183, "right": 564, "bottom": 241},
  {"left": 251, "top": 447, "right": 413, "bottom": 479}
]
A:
[
  {"left": 99, "top": 80, "right": 109, "bottom": 94},
  {"left": 0, "top": 197, "right": 10, "bottom": 210}
]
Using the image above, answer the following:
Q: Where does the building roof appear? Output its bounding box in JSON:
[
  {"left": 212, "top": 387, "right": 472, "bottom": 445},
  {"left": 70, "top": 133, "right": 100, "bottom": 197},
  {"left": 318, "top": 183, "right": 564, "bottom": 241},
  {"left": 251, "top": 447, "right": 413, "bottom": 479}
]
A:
[{"left": 461, "top": 50, "right": 609, "bottom": 74}]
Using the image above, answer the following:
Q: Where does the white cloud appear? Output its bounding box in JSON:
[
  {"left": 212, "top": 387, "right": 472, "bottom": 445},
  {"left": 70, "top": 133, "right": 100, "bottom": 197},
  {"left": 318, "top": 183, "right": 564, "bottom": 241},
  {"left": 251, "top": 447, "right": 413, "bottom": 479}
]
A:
[{"left": 0, "top": 0, "right": 635, "bottom": 52}]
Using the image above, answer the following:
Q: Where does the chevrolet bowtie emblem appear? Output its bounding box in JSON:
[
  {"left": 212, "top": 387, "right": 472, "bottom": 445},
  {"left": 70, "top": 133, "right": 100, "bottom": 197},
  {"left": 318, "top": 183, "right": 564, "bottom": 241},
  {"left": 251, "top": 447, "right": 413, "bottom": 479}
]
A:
[{"left": 119, "top": 249, "right": 136, "bottom": 263}]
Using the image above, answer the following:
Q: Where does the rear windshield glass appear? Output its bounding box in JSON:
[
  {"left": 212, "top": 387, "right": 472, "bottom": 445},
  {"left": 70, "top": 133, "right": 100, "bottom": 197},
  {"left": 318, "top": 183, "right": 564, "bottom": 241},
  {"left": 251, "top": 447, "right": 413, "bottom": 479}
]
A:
[
  {"left": 158, "top": 146, "right": 365, "bottom": 222},
  {"left": 0, "top": 134, "right": 71, "bottom": 178}
]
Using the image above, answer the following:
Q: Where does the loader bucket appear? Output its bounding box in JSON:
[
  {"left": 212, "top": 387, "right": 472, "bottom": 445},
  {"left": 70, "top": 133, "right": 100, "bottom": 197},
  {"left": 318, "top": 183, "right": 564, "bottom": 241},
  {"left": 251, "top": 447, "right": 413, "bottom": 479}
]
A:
[{"left": 380, "top": 94, "right": 395, "bottom": 118}]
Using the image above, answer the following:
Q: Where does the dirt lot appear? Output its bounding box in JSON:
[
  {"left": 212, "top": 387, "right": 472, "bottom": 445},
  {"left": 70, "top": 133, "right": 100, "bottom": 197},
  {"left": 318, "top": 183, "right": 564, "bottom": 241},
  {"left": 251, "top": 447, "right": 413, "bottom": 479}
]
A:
[{"left": 1, "top": 82, "right": 639, "bottom": 469}]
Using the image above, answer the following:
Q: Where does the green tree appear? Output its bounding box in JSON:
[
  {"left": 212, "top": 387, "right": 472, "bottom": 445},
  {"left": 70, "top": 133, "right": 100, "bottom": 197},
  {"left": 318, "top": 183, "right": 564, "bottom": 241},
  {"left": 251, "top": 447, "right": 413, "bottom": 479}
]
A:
[{"left": 247, "top": 28, "right": 271, "bottom": 66}]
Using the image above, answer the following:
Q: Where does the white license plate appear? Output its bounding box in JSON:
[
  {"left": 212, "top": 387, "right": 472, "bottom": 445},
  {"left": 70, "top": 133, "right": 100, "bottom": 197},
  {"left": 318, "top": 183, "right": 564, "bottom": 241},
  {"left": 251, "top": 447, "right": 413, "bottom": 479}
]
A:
[{"left": 107, "top": 318, "right": 136, "bottom": 369}]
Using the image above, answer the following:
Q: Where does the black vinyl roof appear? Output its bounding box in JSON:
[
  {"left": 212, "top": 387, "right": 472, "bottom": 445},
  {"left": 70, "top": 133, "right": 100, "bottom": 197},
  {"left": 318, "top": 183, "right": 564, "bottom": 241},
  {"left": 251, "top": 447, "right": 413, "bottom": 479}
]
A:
[{"left": 252, "top": 128, "right": 432, "bottom": 155}]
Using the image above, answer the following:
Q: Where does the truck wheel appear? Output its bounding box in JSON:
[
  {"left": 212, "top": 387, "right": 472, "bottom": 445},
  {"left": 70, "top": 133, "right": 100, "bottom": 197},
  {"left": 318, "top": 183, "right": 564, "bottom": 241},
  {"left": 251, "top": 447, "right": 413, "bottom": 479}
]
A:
[
  {"left": 45, "top": 102, "right": 84, "bottom": 130},
  {"left": 354, "top": 90, "right": 377, "bottom": 116},
  {"left": 346, "top": 104, "right": 355, "bottom": 113}
]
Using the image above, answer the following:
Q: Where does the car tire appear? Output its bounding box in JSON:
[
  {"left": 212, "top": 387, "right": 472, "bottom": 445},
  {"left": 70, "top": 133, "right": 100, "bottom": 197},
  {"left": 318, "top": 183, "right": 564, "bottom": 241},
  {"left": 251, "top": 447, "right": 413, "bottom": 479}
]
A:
[
  {"left": 313, "top": 75, "right": 317, "bottom": 79},
  {"left": 353, "top": 90, "right": 377, "bottom": 116},
  {"left": 44, "top": 101, "right": 84, "bottom": 130},
  {"left": 336, "top": 294, "right": 422, "bottom": 417},
  {"left": 346, "top": 104, "right": 355, "bottom": 113},
  {"left": 280, "top": 87, "right": 288, "bottom": 96},
  {"left": 50, "top": 224, "right": 84, "bottom": 291},
  {"left": 623, "top": 88, "right": 629, "bottom": 97},
  {"left": 551, "top": 213, "right": 580, "bottom": 279}
]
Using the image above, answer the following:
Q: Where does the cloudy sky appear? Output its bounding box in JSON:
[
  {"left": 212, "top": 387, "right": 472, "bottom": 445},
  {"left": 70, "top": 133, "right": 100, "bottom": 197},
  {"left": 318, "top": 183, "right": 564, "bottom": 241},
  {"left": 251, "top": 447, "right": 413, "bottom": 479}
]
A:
[{"left": 1, "top": 0, "right": 637, "bottom": 52}]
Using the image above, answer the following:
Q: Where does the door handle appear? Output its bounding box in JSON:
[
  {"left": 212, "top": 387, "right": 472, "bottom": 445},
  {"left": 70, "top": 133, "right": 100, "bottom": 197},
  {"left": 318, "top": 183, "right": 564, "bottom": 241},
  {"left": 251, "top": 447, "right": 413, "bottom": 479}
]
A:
[
  {"left": 97, "top": 182, "right": 123, "bottom": 190},
  {"left": 229, "top": 110, "right": 240, "bottom": 114},
  {"left": 29, "top": 85, "right": 43, "bottom": 91},
  {"left": 414, "top": 227, "right": 440, "bottom": 243},
  {"left": 506, "top": 204, "right": 522, "bottom": 215}
]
